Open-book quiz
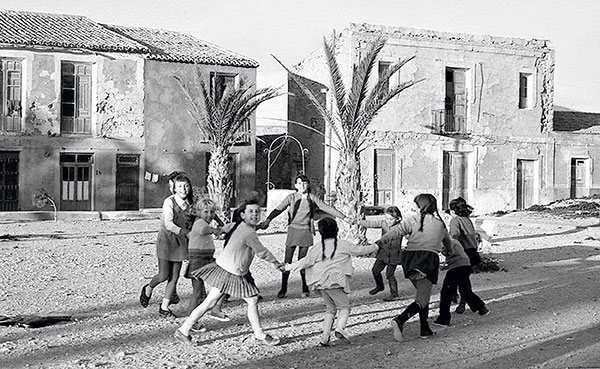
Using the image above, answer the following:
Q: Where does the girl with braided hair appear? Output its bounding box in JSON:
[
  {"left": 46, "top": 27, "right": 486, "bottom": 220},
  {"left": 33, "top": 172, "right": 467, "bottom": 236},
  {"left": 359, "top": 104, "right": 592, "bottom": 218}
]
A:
[
  {"left": 375, "top": 194, "right": 452, "bottom": 341},
  {"left": 285, "top": 217, "right": 378, "bottom": 346}
]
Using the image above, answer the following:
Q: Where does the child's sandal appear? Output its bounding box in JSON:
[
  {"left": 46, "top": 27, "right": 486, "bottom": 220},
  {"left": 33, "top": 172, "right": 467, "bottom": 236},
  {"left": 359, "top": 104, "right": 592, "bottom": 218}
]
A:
[{"left": 139, "top": 284, "right": 151, "bottom": 308}]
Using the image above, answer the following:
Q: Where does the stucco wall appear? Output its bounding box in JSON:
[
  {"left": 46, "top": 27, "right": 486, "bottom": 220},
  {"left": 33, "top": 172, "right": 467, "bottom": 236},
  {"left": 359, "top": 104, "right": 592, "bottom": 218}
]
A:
[
  {"left": 143, "top": 61, "right": 257, "bottom": 208},
  {"left": 0, "top": 49, "right": 145, "bottom": 210},
  {"left": 292, "top": 25, "right": 563, "bottom": 213}
]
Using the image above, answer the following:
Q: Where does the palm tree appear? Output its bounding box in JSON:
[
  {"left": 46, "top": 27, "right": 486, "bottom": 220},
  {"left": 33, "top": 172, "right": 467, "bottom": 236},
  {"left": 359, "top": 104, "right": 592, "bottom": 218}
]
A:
[
  {"left": 175, "top": 68, "right": 281, "bottom": 220},
  {"left": 274, "top": 36, "right": 421, "bottom": 241}
]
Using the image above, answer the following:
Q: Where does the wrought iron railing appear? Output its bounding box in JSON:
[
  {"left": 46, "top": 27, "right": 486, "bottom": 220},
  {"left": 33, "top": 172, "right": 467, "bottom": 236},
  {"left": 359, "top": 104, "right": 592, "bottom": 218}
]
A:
[{"left": 431, "top": 109, "right": 468, "bottom": 134}]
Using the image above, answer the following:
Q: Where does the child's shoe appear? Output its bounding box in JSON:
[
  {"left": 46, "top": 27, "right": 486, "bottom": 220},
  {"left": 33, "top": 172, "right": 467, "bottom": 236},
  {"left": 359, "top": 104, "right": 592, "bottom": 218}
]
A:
[
  {"left": 455, "top": 303, "right": 466, "bottom": 314},
  {"left": 390, "top": 317, "right": 404, "bottom": 342},
  {"left": 173, "top": 329, "right": 193, "bottom": 345},
  {"left": 432, "top": 318, "right": 449, "bottom": 327},
  {"left": 419, "top": 326, "right": 436, "bottom": 339},
  {"left": 139, "top": 284, "right": 151, "bottom": 308},
  {"left": 208, "top": 310, "right": 231, "bottom": 322},
  {"left": 334, "top": 329, "right": 351, "bottom": 344},
  {"left": 190, "top": 323, "right": 207, "bottom": 333},
  {"left": 478, "top": 306, "right": 490, "bottom": 316},
  {"left": 256, "top": 334, "right": 280, "bottom": 346},
  {"left": 158, "top": 307, "right": 176, "bottom": 318},
  {"left": 369, "top": 286, "right": 384, "bottom": 295},
  {"left": 169, "top": 293, "right": 180, "bottom": 305},
  {"left": 382, "top": 294, "right": 400, "bottom": 301}
]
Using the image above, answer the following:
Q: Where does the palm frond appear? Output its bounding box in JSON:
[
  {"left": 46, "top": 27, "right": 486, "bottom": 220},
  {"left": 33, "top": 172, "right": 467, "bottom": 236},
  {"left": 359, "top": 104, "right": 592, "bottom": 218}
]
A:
[
  {"left": 271, "top": 54, "right": 345, "bottom": 146},
  {"left": 323, "top": 37, "right": 346, "bottom": 124}
]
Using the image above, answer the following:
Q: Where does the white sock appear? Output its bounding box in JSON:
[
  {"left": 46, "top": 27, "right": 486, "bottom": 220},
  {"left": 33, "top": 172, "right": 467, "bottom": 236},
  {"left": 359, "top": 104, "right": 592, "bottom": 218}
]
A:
[
  {"left": 161, "top": 298, "right": 170, "bottom": 310},
  {"left": 179, "top": 319, "right": 194, "bottom": 336}
]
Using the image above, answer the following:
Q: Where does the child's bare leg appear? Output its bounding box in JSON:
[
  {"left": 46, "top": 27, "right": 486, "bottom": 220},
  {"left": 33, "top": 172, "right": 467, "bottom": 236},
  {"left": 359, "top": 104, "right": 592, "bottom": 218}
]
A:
[
  {"left": 243, "top": 295, "right": 265, "bottom": 339},
  {"left": 178, "top": 287, "right": 222, "bottom": 336}
]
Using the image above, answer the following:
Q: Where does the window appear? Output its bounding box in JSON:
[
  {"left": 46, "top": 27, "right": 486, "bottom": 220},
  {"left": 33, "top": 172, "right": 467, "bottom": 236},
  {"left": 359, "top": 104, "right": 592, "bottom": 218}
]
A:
[
  {"left": 209, "top": 72, "right": 249, "bottom": 144},
  {"left": 0, "top": 59, "right": 22, "bottom": 132},
  {"left": 519, "top": 72, "right": 533, "bottom": 109},
  {"left": 378, "top": 61, "right": 391, "bottom": 93},
  {"left": 61, "top": 62, "right": 92, "bottom": 134}
]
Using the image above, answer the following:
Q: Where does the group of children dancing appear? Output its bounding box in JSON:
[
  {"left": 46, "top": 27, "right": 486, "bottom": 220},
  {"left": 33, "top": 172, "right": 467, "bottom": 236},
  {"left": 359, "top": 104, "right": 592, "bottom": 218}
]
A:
[{"left": 139, "top": 173, "right": 489, "bottom": 346}]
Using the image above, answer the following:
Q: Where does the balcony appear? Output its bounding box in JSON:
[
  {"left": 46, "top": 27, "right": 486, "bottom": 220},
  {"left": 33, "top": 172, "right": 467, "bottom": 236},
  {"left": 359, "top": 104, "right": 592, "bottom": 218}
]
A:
[{"left": 430, "top": 109, "right": 469, "bottom": 136}]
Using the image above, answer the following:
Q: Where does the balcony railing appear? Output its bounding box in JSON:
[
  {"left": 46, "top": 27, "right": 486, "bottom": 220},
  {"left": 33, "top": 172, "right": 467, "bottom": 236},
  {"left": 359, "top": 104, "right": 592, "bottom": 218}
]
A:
[{"left": 431, "top": 109, "right": 468, "bottom": 135}]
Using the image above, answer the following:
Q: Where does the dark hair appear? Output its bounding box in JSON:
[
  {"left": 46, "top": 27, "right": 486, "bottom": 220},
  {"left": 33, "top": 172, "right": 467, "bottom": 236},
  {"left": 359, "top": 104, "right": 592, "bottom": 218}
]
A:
[
  {"left": 384, "top": 206, "right": 402, "bottom": 220},
  {"left": 172, "top": 174, "right": 194, "bottom": 203},
  {"left": 318, "top": 217, "right": 338, "bottom": 260},
  {"left": 169, "top": 171, "right": 185, "bottom": 181},
  {"left": 449, "top": 197, "right": 474, "bottom": 217},
  {"left": 224, "top": 198, "right": 260, "bottom": 247},
  {"left": 295, "top": 174, "right": 310, "bottom": 184},
  {"left": 414, "top": 193, "right": 444, "bottom": 232}
]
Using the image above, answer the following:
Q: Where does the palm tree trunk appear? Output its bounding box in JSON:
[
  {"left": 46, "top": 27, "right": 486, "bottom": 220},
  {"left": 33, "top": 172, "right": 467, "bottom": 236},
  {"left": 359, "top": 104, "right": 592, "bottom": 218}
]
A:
[
  {"left": 334, "top": 150, "right": 366, "bottom": 244},
  {"left": 207, "top": 147, "right": 232, "bottom": 221}
]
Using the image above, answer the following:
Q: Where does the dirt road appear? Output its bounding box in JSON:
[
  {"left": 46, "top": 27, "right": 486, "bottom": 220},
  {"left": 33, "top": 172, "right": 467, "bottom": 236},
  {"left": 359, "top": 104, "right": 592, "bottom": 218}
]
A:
[{"left": 0, "top": 211, "right": 599, "bottom": 368}]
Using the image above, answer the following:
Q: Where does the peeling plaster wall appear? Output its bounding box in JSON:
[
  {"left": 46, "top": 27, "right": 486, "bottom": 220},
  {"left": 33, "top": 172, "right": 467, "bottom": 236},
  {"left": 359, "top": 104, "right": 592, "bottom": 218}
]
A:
[
  {"left": 143, "top": 61, "right": 257, "bottom": 208},
  {"left": 294, "top": 25, "right": 560, "bottom": 213},
  {"left": 0, "top": 48, "right": 145, "bottom": 211}
]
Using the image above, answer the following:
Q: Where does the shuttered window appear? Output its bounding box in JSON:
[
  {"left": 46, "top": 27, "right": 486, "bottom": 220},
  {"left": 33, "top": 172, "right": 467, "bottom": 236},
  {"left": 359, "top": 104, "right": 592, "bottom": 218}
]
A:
[
  {"left": 0, "top": 59, "right": 22, "bottom": 132},
  {"left": 61, "top": 62, "right": 92, "bottom": 134},
  {"left": 209, "top": 72, "right": 250, "bottom": 145}
]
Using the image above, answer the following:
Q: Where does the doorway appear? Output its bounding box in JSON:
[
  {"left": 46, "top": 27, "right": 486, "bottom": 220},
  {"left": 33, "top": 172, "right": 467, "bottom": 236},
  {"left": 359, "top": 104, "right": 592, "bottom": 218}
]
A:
[
  {"left": 116, "top": 154, "right": 140, "bottom": 210},
  {"left": 442, "top": 151, "right": 469, "bottom": 209},
  {"left": 374, "top": 149, "right": 395, "bottom": 206},
  {"left": 516, "top": 159, "right": 536, "bottom": 210},
  {"left": 0, "top": 151, "right": 19, "bottom": 210},
  {"left": 570, "top": 158, "right": 587, "bottom": 199},
  {"left": 60, "top": 153, "right": 92, "bottom": 211}
]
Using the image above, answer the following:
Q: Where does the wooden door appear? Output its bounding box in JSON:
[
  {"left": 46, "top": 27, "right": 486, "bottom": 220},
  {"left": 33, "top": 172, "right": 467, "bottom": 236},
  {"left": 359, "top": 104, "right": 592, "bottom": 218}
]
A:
[
  {"left": 60, "top": 153, "right": 92, "bottom": 211},
  {"left": 442, "top": 151, "right": 468, "bottom": 209},
  {"left": 517, "top": 159, "right": 535, "bottom": 210},
  {"left": 374, "top": 149, "right": 395, "bottom": 206},
  {"left": 0, "top": 151, "right": 19, "bottom": 210},
  {"left": 116, "top": 154, "right": 140, "bottom": 210},
  {"left": 570, "top": 159, "right": 586, "bottom": 199}
]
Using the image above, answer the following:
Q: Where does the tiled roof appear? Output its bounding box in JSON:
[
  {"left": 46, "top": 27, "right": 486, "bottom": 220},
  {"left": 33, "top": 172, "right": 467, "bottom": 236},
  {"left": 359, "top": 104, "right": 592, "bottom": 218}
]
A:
[
  {"left": 0, "top": 10, "right": 148, "bottom": 53},
  {"left": 0, "top": 10, "right": 258, "bottom": 68},
  {"left": 554, "top": 111, "right": 600, "bottom": 134},
  {"left": 103, "top": 25, "right": 258, "bottom": 68}
]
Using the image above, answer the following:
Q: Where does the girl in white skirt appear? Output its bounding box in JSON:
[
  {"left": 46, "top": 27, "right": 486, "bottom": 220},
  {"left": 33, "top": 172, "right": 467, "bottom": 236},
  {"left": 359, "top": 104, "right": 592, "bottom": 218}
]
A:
[{"left": 174, "top": 199, "right": 284, "bottom": 345}]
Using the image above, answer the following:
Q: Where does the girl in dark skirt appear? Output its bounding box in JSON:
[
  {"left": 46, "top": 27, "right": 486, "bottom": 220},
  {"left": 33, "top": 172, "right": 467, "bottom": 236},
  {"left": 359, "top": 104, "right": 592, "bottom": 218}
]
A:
[
  {"left": 448, "top": 197, "right": 482, "bottom": 314},
  {"left": 375, "top": 194, "right": 452, "bottom": 341},
  {"left": 174, "top": 199, "right": 284, "bottom": 346},
  {"left": 139, "top": 174, "right": 194, "bottom": 318}
]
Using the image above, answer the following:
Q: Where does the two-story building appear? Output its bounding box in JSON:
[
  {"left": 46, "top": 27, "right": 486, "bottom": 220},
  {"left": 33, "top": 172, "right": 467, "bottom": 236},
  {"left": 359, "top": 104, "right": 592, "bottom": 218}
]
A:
[
  {"left": 0, "top": 10, "right": 259, "bottom": 211},
  {"left": 286, "top": 23, "right": 597, "bottom": 214}
]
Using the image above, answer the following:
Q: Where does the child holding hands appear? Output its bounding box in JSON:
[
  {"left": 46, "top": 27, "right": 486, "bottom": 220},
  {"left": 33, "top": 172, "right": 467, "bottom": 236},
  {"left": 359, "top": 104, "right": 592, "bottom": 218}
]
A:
[
  {"left": 286, "top": 217, "right": 378, "bottom": 346},
  {"left": 185, "top": 198, "right": 229, "bottom": 323},
  {"left": 359, "top": 206, "right": 403, "bottom": 301},
  {"left": 175, "top": 199, "right": 284, "bottom": 346}
]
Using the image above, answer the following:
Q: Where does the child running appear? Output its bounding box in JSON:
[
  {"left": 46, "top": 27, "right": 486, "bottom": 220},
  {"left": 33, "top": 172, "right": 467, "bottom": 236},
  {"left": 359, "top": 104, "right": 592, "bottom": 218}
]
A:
[
  {"left": 174, "top": 199, "right": 284, "bottom": 346},
  {"left": 285, "top": 217, "right": 378, "bottom": 346},
  {"left": 140, "top": 174, "right": 194, "bottom": 318},
  {"left": 433, "top": 239, "right": 489, "bottom": 327},
  {"left": 448, "top": 197, "right": 482, "bottom": 314},
  {"left": 376, "top": 194, "right": 452, "bottom": 341},
  {"left": 185, "top": 198, "right": 229, "bottom": 324},
  {"left": 359, "top": 206, "right": 403, "bottom": 301},
  {"left": 259, "top": 174, "right": 348, "bottom": 298}
]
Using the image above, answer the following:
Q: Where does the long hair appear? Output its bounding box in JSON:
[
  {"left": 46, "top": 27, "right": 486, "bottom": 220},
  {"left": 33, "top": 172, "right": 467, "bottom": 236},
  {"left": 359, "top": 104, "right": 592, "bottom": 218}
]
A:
[
  {"left": 223, "top": 198, "right": 260, "bottom": 247},
  {"left": 384, "top": 205, "right": 402, "bottom": 221},
  {"left": 414, "top": 193, "right": 444, "bottom": 232},
  {"left": 449, "top": 197, "right": 474, "bottom": 217},
  {"left": 173, "top": 174, "right": 194, "bottom": 203},
  {"left": 318, "top": 217, "right": 338, "bottom": 260}
]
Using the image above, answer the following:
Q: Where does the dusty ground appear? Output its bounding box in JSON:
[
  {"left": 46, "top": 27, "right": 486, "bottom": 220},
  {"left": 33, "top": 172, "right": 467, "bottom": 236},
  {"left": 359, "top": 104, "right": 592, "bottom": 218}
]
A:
[{"left": 1, "top": 207, "right": 600, "bottom": 369}]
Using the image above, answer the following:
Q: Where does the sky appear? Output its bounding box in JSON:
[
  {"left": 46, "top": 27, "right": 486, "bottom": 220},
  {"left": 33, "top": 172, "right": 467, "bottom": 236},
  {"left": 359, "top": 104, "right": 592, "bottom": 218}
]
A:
[{"left": 3, "top": 0, "right": 599, "bottom": 113}]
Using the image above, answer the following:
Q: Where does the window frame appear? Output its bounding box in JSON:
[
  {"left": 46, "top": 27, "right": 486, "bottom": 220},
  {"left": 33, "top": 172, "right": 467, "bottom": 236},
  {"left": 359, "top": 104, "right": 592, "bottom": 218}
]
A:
[
  {"left": 0, "top": 58, "right": 23, "bottom": 132},
  {"left": 208, "top": 71, "right": 250, "bottom": 145},
  {"left": 61, "top": 61, "right": 93, "bottom": 135},
  {"left": 518, "top": 72, "right": 534, "bottom": 109}
]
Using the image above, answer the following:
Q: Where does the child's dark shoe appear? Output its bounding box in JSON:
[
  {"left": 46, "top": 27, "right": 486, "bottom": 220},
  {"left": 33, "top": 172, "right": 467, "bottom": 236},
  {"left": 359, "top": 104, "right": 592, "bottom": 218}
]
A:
[
  {"left": 139, "top": 284, "right": 151, "bottom": 308},
  {"left": 169, "top": 293, "right": 180, "bottom": 305},
  {"left": 190, "top": 323, "right": 207, "bottom": 333},
  {"left": 479, "top": 306, "right": 490, "bottom": 316},
  {"left": 369, "top": 287, "right": 384, "bottom": 295},
  {"left": 432, "top": 318, "right": 449, "bottom": 327},
  {"left": 334, "top": 330, "right": 351, "bottom": 344},
  {"left": 455, "top": 303, "right": 466, "bottom": 314},
  {"left": 208, "top": 310, "right": 231, "bottom": 322},
  {"left": 159, "top": 307, "right": 176, "bottom": 318},
  {"left": 419, "top": 327, "right": 436, "bottom": 339}
]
